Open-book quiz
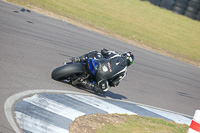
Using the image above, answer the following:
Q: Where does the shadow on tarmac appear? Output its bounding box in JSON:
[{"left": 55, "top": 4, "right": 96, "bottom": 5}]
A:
[
  {"left": 102, "top": 91, "right": 127, "bottom": 100},
  {"left": 59, "top": 80, "right": 127, "bottom": 100}
]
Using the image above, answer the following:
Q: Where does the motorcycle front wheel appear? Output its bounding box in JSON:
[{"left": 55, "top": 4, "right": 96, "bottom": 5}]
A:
[{"left": 51, "top": 63, "right": 85, "bottom": 81}]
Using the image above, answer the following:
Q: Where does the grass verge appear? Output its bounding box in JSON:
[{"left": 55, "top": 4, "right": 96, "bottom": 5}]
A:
[
  {"left": 97, "top": 115, "right": 189, "bottom": 133},
  {"left": 5, "top": 0, "right": 200, "bottom": 67},
  {"left": 69, "top": 113, "right": 189, "bottom": 133}
]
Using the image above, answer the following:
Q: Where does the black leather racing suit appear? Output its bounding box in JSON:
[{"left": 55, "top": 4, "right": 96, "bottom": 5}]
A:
[{"left": 81, "top": 49, "right": 129, "bottom": 93}]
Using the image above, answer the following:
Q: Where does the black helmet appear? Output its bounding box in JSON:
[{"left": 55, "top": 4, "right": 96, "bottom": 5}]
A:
[{"left": 122, "top": 52, "right": 134, "bottom": 66}]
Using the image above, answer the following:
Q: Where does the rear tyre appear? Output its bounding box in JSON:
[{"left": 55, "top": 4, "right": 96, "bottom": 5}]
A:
[
  {"left": 160, "top": 0, "right": 174, "bottom": 10},
  {"left": 176, "top": 0, "right": 189, "bottom": 3},
  {"left": 188, "top": 1, "right": 200, "bottom": 10},
  {"left": 150, "top": 0, "right": 161, "bottom": 6},
  {"left": 173, "top": 1, "right": 188, "bottom": 9},
  {"left": 196, "top": 11, "right": 200, "bottom": 20},
  {"left": 186, "top": 6, "right": 199, "bottom": 14},
  {"left": 190, "top": 0, "right": 200, "bottom": 4},
  {"left": 184, "top": 11, "right": 197, "bottom": 19},
  {"left": 172, "top": 6, "right": 185, "bottom": 14}
]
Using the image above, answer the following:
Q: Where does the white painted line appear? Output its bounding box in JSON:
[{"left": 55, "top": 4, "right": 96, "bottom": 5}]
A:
[
  {"left": 24, "top": 94, "right": 85, "bottom": 120},
  {"left": 139, "top": 105, "right": 192, "bottom": 125},
  {"left": 66, "top": 94, "right": 137, "bottom": 115},
  {"left": 15, "top": 111, "right": 69, "bottom": 133}
]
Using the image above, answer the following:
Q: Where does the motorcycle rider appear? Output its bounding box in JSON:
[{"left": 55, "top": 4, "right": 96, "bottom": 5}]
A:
[{"left": 69, "top": 48, "right": 134, "bottom": 94}]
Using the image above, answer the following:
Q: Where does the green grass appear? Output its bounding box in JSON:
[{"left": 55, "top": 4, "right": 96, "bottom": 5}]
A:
[
  {"left": 6, "top": 0, "right": 200, "bottom": 66},
  {"left": 97, "top": 115, "right": 189, "bottom": 133}
]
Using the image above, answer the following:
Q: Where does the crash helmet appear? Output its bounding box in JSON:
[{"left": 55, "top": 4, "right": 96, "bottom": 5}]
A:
[{"left": 122, "top": 52, "right": 134, "bottom": 66}]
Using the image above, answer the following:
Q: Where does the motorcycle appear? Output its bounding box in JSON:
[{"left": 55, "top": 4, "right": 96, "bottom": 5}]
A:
[{"left": 51, "top": 58, "right": 108, "bottom": 94}]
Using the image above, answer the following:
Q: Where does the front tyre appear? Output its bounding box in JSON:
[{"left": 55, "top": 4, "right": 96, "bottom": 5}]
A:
[{"left": 51, "top": 63, "right": 85, "bottom": 81}]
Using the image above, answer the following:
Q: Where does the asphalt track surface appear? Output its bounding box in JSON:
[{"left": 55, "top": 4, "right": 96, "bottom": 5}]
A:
[{"left": 0, "top": 1, "right": 200, "bottom": 132}]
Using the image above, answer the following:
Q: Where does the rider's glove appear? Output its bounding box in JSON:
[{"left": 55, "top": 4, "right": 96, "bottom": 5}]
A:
[{"left": 71, "top": 57, "right": 80, "bottom": 63}]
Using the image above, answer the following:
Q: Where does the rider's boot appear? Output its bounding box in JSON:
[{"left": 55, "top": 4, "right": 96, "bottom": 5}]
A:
[
  {"left": 82, "top": 80, "right": 95, "bottom": 89},
  {"left": 93, "top": 86, "right": 104, "bottom": 95},
  {"left": 82, "top": 80, "right": 103, "bottom": 94}
]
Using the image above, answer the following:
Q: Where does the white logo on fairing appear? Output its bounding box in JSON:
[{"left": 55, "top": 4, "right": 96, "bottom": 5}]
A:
[
  {"left": 102, "top": 65, "right": 108, "bottom": 72},
  {"left": 102, "top": 84, "right": 105, "bottom": 89},
  {"left": 116, "top": 62, "right": 120, "bottom": 65}
]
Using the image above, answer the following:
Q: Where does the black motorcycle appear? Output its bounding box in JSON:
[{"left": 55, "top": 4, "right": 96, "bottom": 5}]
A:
[{"left": 51, "top": 58, "right": 108, "bottom": 94}]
